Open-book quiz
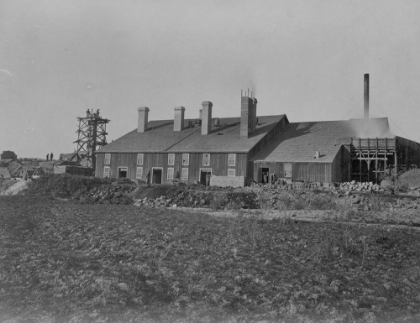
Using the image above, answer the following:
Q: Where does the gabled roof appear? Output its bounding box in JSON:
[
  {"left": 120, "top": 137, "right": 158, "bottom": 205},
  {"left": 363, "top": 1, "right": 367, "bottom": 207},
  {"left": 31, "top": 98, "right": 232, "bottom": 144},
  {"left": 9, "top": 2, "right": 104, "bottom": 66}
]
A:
[
  {"left": 97, "top": 115, "right": 287, "bottom": 154},
  {"left": 251, "top": 118, "right": 392, "bottom": 163}
]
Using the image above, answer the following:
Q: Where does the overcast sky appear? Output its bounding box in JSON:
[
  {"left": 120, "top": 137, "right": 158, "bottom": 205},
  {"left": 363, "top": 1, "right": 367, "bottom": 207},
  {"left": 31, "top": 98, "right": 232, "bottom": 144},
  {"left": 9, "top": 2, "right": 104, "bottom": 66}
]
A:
[{"left": 1, "top": 0, "right": 420, "bottom": 158}]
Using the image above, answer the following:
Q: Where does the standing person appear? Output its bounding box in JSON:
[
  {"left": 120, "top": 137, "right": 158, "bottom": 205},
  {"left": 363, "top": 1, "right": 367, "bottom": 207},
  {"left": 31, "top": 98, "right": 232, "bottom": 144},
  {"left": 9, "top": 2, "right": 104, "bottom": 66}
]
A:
[
  {"left": 146, "top": 171, "right": 151, "bottom": 187},
  {"left": 50, "top": 153, "right": 53, "bottom": 161},
  {"left": 205, "top": 173, "right": 211, "bottom": 187},
  {"left": 46, "top": 154, "right": 49, "bottom": 161}
]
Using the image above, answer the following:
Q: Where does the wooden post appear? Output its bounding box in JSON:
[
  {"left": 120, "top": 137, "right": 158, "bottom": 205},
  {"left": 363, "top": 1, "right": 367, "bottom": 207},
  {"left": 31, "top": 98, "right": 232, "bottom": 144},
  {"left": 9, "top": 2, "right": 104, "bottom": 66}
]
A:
[{"left": 394, "top": 151, "right": 398, "bottom": 176}]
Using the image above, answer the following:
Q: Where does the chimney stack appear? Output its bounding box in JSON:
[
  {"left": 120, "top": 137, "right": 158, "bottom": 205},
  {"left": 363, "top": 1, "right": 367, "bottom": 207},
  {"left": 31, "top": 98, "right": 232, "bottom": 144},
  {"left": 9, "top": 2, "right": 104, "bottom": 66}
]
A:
[
  {"left": 240, "top": 95, "right": 256, "bottom": 138},
  {"left": 174, "top": 106, "right": 185, "bottom": 131},
  {"left": 138, "top": 107, "right": 149, "bottom": 133},
  {"left": 201, "top": 101, "right": 212, "bottom": 135},
  {"left": 252, "top": 98, "right": 258, "bottom": 131},
  {"left": 364, "top": 74, "right": 369, "bottom": 120}
]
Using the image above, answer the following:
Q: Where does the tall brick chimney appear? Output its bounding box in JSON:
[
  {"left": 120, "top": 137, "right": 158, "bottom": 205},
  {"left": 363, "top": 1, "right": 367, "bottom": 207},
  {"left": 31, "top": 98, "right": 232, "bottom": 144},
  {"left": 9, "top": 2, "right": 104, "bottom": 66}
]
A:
[
  {"left": 201, "top": 101, "right": 212, "bottom": 135},
  {"left": 240, "top": 96, "right": 256, "bottom": 138},
  {"left": 174, "top": 106, "right": 185, "bottom": 131},
  {"left": 364, "top": 74, "right": 369, "bottom": 120},
  {"left": 138, "top": 107, "right": 149, "bottom": 133}
]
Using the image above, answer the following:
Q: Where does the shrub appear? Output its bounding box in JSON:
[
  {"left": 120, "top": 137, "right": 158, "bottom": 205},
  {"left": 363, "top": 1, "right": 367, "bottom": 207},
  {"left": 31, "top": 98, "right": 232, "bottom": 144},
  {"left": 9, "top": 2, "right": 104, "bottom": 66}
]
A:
[
  {"left": 309, "top": 224, "right": 369, "bottom": 265},
  {"left": 369, "top": 196, "right": 382, "bottom": 211},
  {"left": 309, "top": 194, "right": 335, "bottom": 210}
]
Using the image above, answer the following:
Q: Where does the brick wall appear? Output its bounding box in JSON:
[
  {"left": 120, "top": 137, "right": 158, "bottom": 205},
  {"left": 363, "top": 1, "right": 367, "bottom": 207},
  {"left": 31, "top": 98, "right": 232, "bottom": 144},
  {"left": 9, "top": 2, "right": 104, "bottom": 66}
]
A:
[{"left": 210, "top": 176, "right": 245, "bottom": 188}]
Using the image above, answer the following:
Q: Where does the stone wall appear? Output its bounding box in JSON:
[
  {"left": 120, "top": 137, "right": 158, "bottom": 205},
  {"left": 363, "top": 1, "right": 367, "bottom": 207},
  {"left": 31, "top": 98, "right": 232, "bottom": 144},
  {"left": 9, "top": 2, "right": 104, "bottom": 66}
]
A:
[{"left": 210, "top": 176, "right": 245, "bottom": 188}]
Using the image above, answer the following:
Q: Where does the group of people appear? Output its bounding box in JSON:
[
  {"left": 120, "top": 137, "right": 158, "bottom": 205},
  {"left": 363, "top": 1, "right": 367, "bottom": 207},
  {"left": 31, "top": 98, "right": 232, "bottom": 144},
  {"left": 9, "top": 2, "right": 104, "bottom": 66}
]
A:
[
  {"left": 46, "top": 153, "right": 54, "bottom": 161},
  {"left": 262, "top": 171, "right": 277, "bottom": 184}
]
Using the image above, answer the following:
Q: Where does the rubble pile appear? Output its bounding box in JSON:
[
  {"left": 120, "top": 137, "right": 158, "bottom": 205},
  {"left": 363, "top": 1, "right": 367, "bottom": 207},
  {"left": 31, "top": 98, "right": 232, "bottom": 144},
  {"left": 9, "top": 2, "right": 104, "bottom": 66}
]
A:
[
  {"left": 133, "top": 190, "right": 259, "bottom": 209},
  {"left": 85, "top": 185, "right": 135, "bottom": 204},
  {"left": 339, "top": 180, "right": 384, "bottom": 192}
]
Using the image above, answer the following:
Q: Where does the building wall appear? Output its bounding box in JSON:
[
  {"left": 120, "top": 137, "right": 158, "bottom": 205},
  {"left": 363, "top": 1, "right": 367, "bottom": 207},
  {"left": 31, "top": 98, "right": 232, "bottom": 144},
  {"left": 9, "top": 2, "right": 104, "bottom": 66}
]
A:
[
  {"left": 96, "top": 152, "right": 248, "bottom": 184},
  {"left": 253, "top": 161, "right": 334, "bottom": 183}
]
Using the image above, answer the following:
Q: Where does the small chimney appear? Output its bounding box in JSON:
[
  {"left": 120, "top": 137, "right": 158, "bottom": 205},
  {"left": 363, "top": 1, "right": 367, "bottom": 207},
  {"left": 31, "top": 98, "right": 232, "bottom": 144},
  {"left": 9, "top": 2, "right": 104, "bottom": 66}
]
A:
[
  {"left": 364, "top": 74, "right": 369, "bottom": 120},
  {"left": 174, "top": 106, "right": 185, "bottom": 131},
  {"left": 240, "top": 95, "right": 255, "bottom": 138},
  {"left": 201, "top": 101, "right": 212, "bottom": 135},
  {"left": 314, "top": 151, "right": 320, "bottom": 159},
  {"left": 138, "top": 107, "right": 149, "bottom": 133}
]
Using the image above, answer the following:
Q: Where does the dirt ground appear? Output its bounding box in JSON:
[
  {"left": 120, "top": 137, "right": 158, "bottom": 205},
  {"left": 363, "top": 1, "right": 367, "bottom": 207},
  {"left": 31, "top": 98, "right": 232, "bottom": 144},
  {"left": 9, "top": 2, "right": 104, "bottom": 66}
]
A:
[{"left": 1, "top": 195, "right": 420, "bottom": 323}]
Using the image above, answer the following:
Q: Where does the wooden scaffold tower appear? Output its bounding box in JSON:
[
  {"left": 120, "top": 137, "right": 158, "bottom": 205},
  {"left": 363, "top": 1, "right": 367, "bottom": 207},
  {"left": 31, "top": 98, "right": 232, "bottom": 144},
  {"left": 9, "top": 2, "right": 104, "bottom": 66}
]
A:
[{"left": 72, "top": 109, "right": 110, "bottom": 172}]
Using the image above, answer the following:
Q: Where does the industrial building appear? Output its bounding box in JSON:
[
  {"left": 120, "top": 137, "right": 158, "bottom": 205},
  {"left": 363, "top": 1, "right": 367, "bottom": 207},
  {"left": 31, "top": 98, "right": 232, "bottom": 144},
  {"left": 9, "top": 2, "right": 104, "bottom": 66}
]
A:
[{"left": 95, "top": 75, "right": 420, "bottom": 185}]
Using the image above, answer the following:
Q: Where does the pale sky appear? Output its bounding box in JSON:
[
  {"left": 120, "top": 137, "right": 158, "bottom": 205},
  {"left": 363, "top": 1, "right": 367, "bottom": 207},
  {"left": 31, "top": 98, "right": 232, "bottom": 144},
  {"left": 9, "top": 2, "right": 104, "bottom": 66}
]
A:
[{"left": 1, "top": 0, "right": 420, "bottom": 158}]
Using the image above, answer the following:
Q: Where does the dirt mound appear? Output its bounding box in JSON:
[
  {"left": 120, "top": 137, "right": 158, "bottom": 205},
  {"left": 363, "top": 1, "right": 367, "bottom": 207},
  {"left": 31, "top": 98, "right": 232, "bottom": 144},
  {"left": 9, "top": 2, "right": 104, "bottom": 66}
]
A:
[{"left": 398, "top": 169, "right": 420, "bottom": 188}]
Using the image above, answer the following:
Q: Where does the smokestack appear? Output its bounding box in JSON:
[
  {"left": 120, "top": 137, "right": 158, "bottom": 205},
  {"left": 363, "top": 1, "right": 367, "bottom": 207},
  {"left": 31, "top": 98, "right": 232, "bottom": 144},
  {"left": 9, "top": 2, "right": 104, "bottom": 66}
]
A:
[
  {"left": 364, "top": 74, "right": 369, "bottom": 120},
  {"left": 241, "top": 95, "right": 255, "bottom": 138},
  {"left": 137, "top": 107, "right": 149, "bottom": 133},
  {"left": 201, "top": 101, "right": 212, "bottom": 135},
  {"left": 174, "top": 106, "right": 185, "bottom": 131}
]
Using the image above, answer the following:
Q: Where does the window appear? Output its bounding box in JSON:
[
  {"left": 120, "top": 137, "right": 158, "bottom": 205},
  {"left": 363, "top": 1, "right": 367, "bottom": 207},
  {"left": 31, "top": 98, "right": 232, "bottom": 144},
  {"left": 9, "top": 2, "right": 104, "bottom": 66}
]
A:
[
  {"left": 202, "top": 153, "right": 210, "bottom": 166},
  {"left": 104, "top": 153, "right": 111, "bottom": 165},
  {"left": 136, "top": 167, "right": 143, "bottom": 179},
  {"left": 228, "top": 169, "right": 235, "bottom": 177},
  {"left": 181, "top": 168, "right": 188, "bottom": 181},
  {"left": 182, "top": 153, "right": 189, "bottom": 166},
  {"left": 167, "top": 167, "right": 174, "bottom": 180},
  {"left": 168, "top": 153, "right": 175, "bottom": 166},
  {"left": 228, "top": 154, "right": 236, "bottom": 166},
  {"left": 137, "top": 153, "right": 144, "bottom": 165},
  {"left": 103, "top": 166, "right": 110, "bottom": 177}
]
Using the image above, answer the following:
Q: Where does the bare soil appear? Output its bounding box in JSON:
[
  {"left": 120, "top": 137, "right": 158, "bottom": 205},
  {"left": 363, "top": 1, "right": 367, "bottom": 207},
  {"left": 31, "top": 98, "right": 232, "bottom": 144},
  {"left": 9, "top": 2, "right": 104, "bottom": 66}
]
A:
[{"left": 1, "top": 195, "right": 420, "bottom": 323}]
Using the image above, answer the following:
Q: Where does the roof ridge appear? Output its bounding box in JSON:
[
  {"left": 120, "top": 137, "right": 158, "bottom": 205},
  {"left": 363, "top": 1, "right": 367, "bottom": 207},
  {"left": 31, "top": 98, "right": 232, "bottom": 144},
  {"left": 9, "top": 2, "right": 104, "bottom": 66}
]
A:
[{"left": 163, "top": 126, "right": 201, "bottom": 151}]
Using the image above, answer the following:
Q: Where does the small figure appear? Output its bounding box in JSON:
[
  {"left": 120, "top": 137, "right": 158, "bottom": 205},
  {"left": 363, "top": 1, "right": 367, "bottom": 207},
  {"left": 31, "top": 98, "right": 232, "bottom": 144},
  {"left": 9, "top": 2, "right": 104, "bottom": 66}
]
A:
[
  {"left": 46, "top": 154, "right": 49, "bottom": 161},
  {"left": 86, "top": 109, "right": 90, "bottom": 116},
  {"left": 50, "top": 152, "right": 53, "bottom": 161},
  {"left": 271, "top": 173, "right": 277, "bottom": 184},
  {"left": 263, "top": 171, "right": 268, "bottom": 184},
  {"left": 205, "top": 173, "right": 211, "bottom": 187},
  {"left": 146, "top": 171, "right": 151, "bottom": 187}
]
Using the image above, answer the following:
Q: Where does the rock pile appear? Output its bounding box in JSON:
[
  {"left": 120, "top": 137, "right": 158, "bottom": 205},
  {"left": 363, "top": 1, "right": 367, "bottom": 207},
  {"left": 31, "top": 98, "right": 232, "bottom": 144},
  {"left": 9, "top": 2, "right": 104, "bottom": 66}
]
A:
[
  {"left": 133, "top": 190, "right": 259, "bottom": 209},
  {"left": 339, "top": 181, "right": 384, "bottom": 192},
  {"left": 86, "top": 185, "right": 135, "bottom": 204}
]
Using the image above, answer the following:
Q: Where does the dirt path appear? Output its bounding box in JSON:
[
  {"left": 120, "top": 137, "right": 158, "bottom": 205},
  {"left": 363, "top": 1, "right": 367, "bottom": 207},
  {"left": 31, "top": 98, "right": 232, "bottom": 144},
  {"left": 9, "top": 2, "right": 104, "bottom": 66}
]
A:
[
  {"left": 175, "top": 207, "right": 420, "bottom": 231},
  {"left": 0, "top": 179, "right": 29, "bottom": 196}
]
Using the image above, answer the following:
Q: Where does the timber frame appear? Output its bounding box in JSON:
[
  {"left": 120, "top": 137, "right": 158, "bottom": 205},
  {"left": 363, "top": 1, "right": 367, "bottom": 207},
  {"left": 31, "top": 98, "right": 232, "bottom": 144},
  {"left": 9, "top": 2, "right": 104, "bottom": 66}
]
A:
[{"left": 349, "top": 137, "right": 420, "bottom": 183}]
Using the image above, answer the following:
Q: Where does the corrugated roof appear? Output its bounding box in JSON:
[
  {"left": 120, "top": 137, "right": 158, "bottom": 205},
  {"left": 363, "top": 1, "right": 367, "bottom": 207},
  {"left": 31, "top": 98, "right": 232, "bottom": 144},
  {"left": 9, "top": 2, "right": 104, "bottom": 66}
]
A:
[
  {"left": 97, "top": 115, "right": 286, "bottom": 154},
  {"left": 251, "top": 118, "right": 392, "bottom": 163}
]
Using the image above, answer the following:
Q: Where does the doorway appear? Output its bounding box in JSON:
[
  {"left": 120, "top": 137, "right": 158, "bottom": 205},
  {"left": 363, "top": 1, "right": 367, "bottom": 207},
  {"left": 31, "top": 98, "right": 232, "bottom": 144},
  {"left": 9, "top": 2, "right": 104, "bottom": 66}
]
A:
[
  {"left": 118, "top": 167, "right": 128, "bottom": 178},
  {"left": 152, "top": 168, "right": 162, "bottom": 184},
  {"left": 200, "top": 168, "right": 212, "bottom": 186}
]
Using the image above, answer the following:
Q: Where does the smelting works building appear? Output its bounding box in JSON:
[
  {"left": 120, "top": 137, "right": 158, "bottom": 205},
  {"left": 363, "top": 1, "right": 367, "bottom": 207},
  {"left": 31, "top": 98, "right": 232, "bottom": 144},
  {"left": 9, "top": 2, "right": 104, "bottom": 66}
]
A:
[{"left": 95, "top": 76, "right": 420, "bottom": 185}]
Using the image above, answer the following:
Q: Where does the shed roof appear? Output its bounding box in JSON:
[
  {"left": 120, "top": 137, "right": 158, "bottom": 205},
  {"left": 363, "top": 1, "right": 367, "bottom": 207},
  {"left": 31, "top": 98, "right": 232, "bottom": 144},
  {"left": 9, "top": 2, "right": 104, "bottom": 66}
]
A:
[
  {"left": 97, "top": 115, "right": 286, "bottom": 154},
  {"left": 251, "top": 118, "right": 392, "bottom": 163}
]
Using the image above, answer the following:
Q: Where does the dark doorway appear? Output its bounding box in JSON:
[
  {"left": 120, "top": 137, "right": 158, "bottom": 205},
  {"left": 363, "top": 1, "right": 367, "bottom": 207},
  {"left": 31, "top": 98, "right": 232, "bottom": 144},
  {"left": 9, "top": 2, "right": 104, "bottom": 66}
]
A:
[
  {"left": 200, "top": 170, "right": 211, "bottom": 186},
  {"left": 261, "top": 167, "right": 269, "bottom": 184},
  {"left": 118, "top": 167, "right": 128, "bottom": 178},
  {"left": 152, "top": 169, "right": 162, "bottom": 184}
]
